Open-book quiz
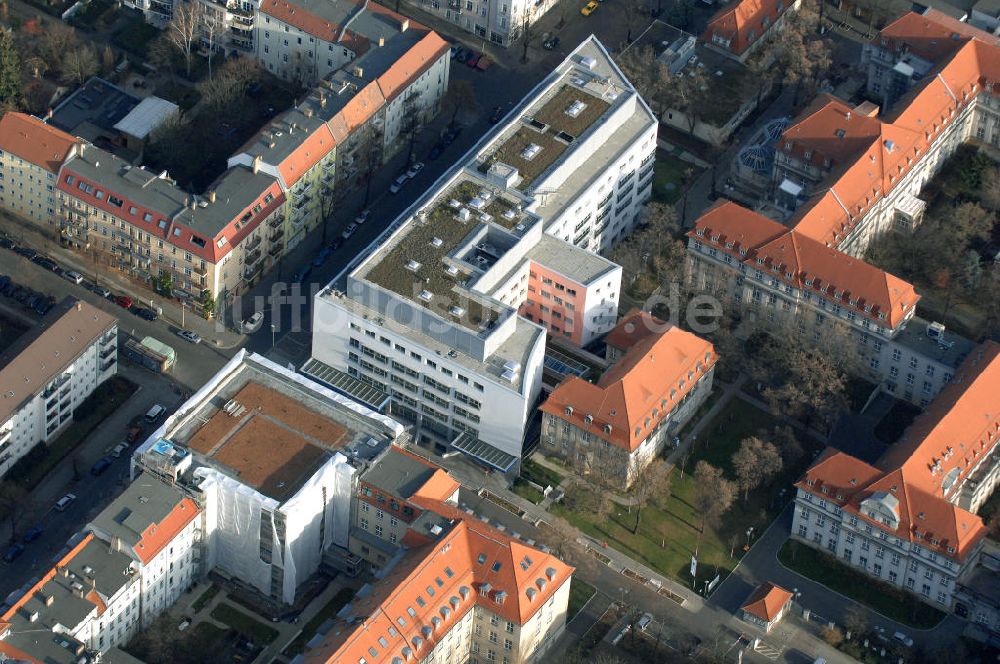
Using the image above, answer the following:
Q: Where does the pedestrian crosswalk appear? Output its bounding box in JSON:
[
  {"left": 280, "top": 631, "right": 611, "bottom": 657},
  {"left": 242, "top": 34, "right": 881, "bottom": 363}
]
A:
[{"left": 753, "top": 641, "right": 783, "bottom": 660}]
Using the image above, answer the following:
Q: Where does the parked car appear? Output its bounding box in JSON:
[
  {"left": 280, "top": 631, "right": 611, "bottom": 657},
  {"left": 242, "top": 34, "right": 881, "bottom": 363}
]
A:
[
  {"left": 543, "top": 36, "right": 561, "bottom": 50},
  {"left": 455, "top": 48, "right": 471, "bottom": 63},
  {"left": 581, "top": 0, "right": 598, "bottom": 14},
  {"left": 476, "top": 55, "right": 492, "bottom": 71},
  {"left": 328, "top": 238, "right": 344, "bottom": 251},
  {"left": 342, "top": 223, "right": 358, "bottom": 239},
  {"left": 134, "top": 307, "right": 158, "bottom": 321},
  {"left": 90, "top": 457, "right": 113, "bottom": 476},
  {"left": 126, "top": 425, "right": 144, "bottom": 444},
  {"left": 0, "top": 237, "right": 14, "bottom": 249},
  {"left": 355, "top": 209, "right": 371, "bottom": 225},
  {"left": 14, "top": 246, "right": 36, "bottom": 260},
  {"left": 32, "top": 256, "right": 59, "bottom": 272},
  {"left": 242, "top": 311, "right": 264, "bottom": 333},
  {"left": 88, "top": 283, "right": 112, "bottom": 298},
  {"left": 293, "top": 266, "right": 312, "bottom": 283},
  {"left": 176, "top": 329, "right": 202, "bottom": 344},
  {"left": 428, "top": 143, "right": 444, "bottom": 160},
  {"left": 62, "top": 270, "right": 84, "bottom": 285},
  {"left": 489, "top": 106, "right": 503, "bottom": 124},
  {"left": 466, "top": 52, "right": 482, "bottom": 68},
  {"left": 144, "top": 404, "right": 166, "bottom": 424},
  {"left": 636, "top": 613, "right": 653, "bottom": 632},
  {"left": 405, "top": 162, "right": 425, "bottom": 179},
  {"left": 22, "top": 526, "right": 42, "bottom": 544},
  {"left": 54, "top": 493, "right": 77, "bottom": 512},
  {"left": 450, "top": 45, "right": 461, "bottom": 59},
  {"left": 389, "top": 174, "right": 409, "bottom": 194},
  {"left": 312, "top": 247, "right": 333, "bottom": 267},
  {"left": 2, "top": 543, "right": 25, "bottom": 563},
  {"left": 893, "top": 632, "right": 913, "bottom": 647},
  {"left": 112, "top": 442, "right": 129, "bottom": 458},
  {"left": 116, "top": 295, "right": 133, "bottom": 309},
  {"left": 34, "top": 297, "right": 53, "bottom": 316}
]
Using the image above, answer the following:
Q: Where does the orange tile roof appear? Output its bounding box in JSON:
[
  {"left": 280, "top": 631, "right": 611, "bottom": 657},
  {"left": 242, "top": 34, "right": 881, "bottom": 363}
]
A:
[
  {"left": 796, "top": 449, "right": 987, "bottom": 560},
  {"left": 701, "top": 0, "right": 791, "bottom": 57},
  {"left": 876, "top": 9, "right": 1000, "bottom": 63},
  {"left": 778, "top": 97, "right": 883, "bottom": 169},
  {"left": 306, "top": 498, "right": 573, "bottom": 664},
  {"left": 741, "top": 582, "right": 792, "bottom": 622},
  {"left": 1, "top": 533, "right": 95, "bottom": 623},
  {"left": 0, "top": 640, "right": 41, "bottom": 663},
  {"left": 335, "top": 80, "right": 386, "bottom": 133},
  {"left": 0, "top": 112, "right": 78, "bottom": 173},
  {"left": 689, "top": 202, "right": 919, "bottom": 328},
  {"left": 259, "top": 0, "right": 370, "bottom": 51},
  {"left": 133, "top": 497, "right": 199, "bottom": 564},
  {"left": 376, "top": 31, "right": 450, "bottom": 103},
  {"left": 604, "top": 309, "right": 664, "bottom": 351},
  {"left": 276, "top": 120, "right": 336, "bottom": 187},
  {"left": 878, "top": 342, "right": 1000, "bottom": 500},
  {"left": 541, "top": 317, "right": 715, "bottom": 451},
  {"left": 411, "top": 468, "right": 461, "bottom": 502}
]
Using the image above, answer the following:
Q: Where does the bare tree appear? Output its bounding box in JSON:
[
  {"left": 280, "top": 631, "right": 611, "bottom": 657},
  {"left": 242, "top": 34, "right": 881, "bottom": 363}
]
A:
[
  {"left": 664, "top": 65, "right": 710, "bottom": 136},
  {"left": 982, "top": 165, "right": 1000, "bottom": 212},
  {"left": 198, "top": 55, "right": 261, "bottom": 111},
  {"left": 0, "top": 482, "right": 29, "bottom": 544},
  {"left": 61, "top": 45, "right": 99, "bottom": 85},
  {"left": 166, "top": 0, "right": 201, "bottom": 79},
  {"left": 629, "top": 459, "right": 672, "bottom": 534},
  {"left": 732, "top": 436, "right": 783, "bottom": 500},
  {"left": 443, "top": 78, "right": 477, "bottom": 127},
  {"left": 519, "top": 12, "right": 536, "bottom": 64},
  {"left": 36, "top": 22, "right": 78, "bottom": 69},
  {"left": 692, "top": 461, "right": 735, "bottom": 534}
]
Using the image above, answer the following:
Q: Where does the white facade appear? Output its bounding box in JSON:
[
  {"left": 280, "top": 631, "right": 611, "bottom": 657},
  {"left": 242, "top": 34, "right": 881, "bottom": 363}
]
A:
[
  {"left": 791, "top": 487, "right": 974, "bottom": 608},
  {"left": 409, "top": 0, "right": 559, "bottom": 47},
  {"left": 256, "top": 13, "right": 357, "bottom": 83},
  {"left": 0, "top": 312, "right": 117, "bottom": 477},
  {"left": 0, "top": 151, "right": 60, "bottom": 225}
]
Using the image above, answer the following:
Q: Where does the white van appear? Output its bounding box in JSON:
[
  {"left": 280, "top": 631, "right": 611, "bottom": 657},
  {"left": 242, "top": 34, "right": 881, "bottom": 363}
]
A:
[
  {"left": 144, "top": 404, "right": 166, "bottom": 424},
  {"left": 55, "top": 494, "right": 77, "bottom": 511}
]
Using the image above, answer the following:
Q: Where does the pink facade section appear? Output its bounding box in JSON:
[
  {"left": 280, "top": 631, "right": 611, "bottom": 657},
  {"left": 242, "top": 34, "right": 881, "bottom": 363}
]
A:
[{"left": 521, "top": 261, "right": 588, "bottom": 346}]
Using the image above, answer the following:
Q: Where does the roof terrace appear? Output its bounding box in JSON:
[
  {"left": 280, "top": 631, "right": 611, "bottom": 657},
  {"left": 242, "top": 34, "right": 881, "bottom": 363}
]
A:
[{"left": 361, "top": 178, "right": 536, "bottom": 331}]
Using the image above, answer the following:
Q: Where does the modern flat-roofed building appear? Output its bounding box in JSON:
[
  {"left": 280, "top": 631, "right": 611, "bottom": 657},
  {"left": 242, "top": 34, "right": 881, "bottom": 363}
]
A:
[
  {"left": 539, "top": 310, "right": 716, "bottom": 489},
  {"left": 302, "top": 458, "right": 573, "bottom": 664},
  {"left": 132, "top": 350, "right": 406, "bottom": 604},
  {"left": 0, "top": 112, "right": 79, "bottom": 228},
  {"left": 310, "top": 37, "right": 655, "bottom": 471},
  {"left": 791, "top": 342, "right": 1000, "bottom": 610},
  {"left": 0, "top": 297, "right": 117, "bottom": 477}
]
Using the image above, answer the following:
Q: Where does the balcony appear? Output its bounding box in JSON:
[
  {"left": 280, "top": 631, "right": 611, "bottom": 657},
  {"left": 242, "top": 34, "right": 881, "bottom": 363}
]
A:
[
  {"left": 100, "top": 358, "right": 116, "bottom": 373},
  {"left": 244, "top": 249, "right": 262, "bottom": 267},
  {"left": 243, "top": 263, "right": 262, "bottom": 281},
  {"left": 100, "top": 346, "right": 116, "bottom": 360},
  {"left": 268, "top": 215, "right": 283, "bottom": 228},
  {"left": 192, "top": 264, "right": 208, "bottom": 276},
  {"left": 230, "top": 24, "right": 252, "bottom": 37},
  {"left": 244, "top": 235, "right": 262, "bottom": 252},
  {"left": 268, "top": 228, "right": 284, "bottom": 243},
  {"left": 268, "top": 242, "right": 284, "bottom": 256}
]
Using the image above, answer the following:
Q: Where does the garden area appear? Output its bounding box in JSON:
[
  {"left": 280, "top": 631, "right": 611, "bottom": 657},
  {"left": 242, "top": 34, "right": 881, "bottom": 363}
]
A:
[
  {"left": 652, "top": 154, "right": 699, "bottom": 205},
  {"left": 552, "top": 396, "right": 813, "bottom": 587},
  {"left": 779, "top": 540, "right": 946, "bottom": 629},
  {"left": 126, "top": 615, "right": 256, "bottom": 664},
  {"left": 210, "top": 602, "right": 279, "bottom": 645},
  {"left": 2, "top": 376, "right": 136, "bottom": 488},
  {"left": 566, "top": 578, "right": 596, "bottom": 622}
]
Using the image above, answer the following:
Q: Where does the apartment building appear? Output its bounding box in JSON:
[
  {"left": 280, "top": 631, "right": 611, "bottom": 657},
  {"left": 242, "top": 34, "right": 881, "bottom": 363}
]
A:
[
  {"left": 0, "top": 113, "right": 79, "bottom": 232},
  {"left": 195, "top": 0, "right": 260, "bottom": 55},
  {"left": 304, "top": 463, "right": 573, "bottom": 664},
  {"left": 0, "top": 298, "right": 117, "bottom": 477},
  {"left": 57, "top": 144, "right": 286, "bottom": 300},
  {"left": 88, "top": 478, "right": 202, "bottom": 623},
  {"left": 792, "top": 342, "right": 1000, "bottom": 610},
  {"left": 0, "top": 479, "right": 200, "bottom": 662},
  {"left": 132, "top": 350, "right": 406, "bottom": 604},
  {"left": 702, "top": 0, "right": 800, "bottom": 63},
  {"left": 686, "top": 201, "right": 979, "bottom": 406},
  {"left": 122, "top": 0, "right": 175, "bottom": 25},
  {"left": 310, "top": 37, "right": 655, "bottom": 470},
  {"left": 539, "top": 310, "right": 716, "bottom": 489},
  {"left": 861, "top": 9, "right": 1000, "bottom": 111},
  {"left": 410, "top": 0, "right": 558, "bottom": 47},
  {"left": 346, "top": 445, "right": 461, "bottom": 571}
]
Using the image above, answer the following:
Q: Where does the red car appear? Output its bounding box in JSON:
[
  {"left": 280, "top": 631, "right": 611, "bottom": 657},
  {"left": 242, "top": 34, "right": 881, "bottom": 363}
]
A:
[
  {"left": 476, "top": 55, "right": 492, "bottom": 71},
  {"left": 466, "top": 52, "right": 481, "bottom": 68},
  {"left": 116, "top": 295, "right": 133, "bottom": 309}
]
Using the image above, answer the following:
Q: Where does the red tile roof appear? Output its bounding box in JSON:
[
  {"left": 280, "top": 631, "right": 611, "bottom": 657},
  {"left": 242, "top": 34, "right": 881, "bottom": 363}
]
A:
[
  {"left": 0, "top": 112, "right": 78, "bottom": 173},
  {"left": 604, "top": 309, "right": 664, "bottom": 352},
  {"left": 376, "top": 31, "right": 450, "bottom": 103},
  {"left": 336, "top": 80, "right": 386, "bottom": 132},
  {"left": 878, "top": 342, "right": 1000, "bottom": 500},
  {"left": 541, "top": 315, "right": 715, "bottom": 451},
  {"left": 275, "top": 120, "right": 336, "bottom": 187},
  {"left": 412, "top": 469, "right": 461, "bottom": 502},
  {"left": 1, "top": 534, "right": 96, "bottom": 623},
  {"left": 689, "top": 201, "right": 919, "bottom": 328},
  {"left": 305, "top": 498, "right": 573, "bottom": 664},
  {"left": 876, "top": 8, "right": 1000, "bottom": 63},
  {"left": 259, "top": 0, "right": 370, "bottom": 51},
  {"left": 702, "top": 0, "right": 792, "bottom": 57},
  {"left": 133, "top": 497, "right": 199, "bottom": 565},
  {"left": 741, "top": 582, "right": 792, "bottom": 622}
]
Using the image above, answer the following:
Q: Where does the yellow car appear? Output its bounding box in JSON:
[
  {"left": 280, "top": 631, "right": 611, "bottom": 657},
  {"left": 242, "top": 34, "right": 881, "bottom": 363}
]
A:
[{"left": 581, "top": 0, "right": 598, "bottom": 15}]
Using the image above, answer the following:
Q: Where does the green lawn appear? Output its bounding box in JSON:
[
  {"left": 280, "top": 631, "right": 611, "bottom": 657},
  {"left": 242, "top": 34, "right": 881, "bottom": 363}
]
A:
[
  {"left": 210, "top": 603, "right": 279, "bottom": 644},
  {"left": 687, "top": 397, "right": 782, "bottom": 477},
  {"left": 652, "top": 158, "right": 697, "bottom": 204},
  {"left": 191, "top": 584, "right": 221, "bottom": 613},
  {"left": 522, "top": 457, "right": 564, "bottom": 489},
  {"left": 675, "top": 388, "right": 723, "bottom": 440},
  {"left": 4, "top": 376, "right": 137, "bottom": 488},
  {"left": 778, "top": 540, "right": 946, "bottom": 629},
  {"left": 283, "top": 587, "right": 354, "bottom": 656},
  {"left": 567, "top": 578, "right": 597, "bottom": 621},
  {"left": 126, "top": 617, "right": 234, "bottom": 664},
  {"left": 512, "top": 479, "right": 545, "bottom": 504}
]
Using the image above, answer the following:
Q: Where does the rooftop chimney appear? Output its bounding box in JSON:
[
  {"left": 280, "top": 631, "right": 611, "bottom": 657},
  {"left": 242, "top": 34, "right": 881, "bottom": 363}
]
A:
[
  {"left": 208, "top": 190, "right": 217, "bottom": 203},
  {"left": 378, "top": 36, "right": 384, "bottom": 47},
  {"left": 319, "top": 90, "right": 327, "bottom": 108},
  {"left": 400, "top": 18, "right": 409, "bottom": 31},
  {"left": 252, "top": 155, "right": 262, "bottom": 174}
]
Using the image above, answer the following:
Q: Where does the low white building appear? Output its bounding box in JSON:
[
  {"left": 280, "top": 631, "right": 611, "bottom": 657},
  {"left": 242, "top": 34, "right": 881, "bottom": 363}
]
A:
[
  {"left": 0, "top": 297, "right": 118, "bottom": 477},
  {"left": 309, "top": 37, "right": 656, "bottom": 471},
  {"left": 132, "top": 350, "right": 406, "bottom": 604}
]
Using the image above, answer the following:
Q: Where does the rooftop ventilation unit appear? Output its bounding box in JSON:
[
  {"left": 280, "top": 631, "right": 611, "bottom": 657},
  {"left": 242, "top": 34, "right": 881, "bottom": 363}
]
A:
[
  {"left": 479, "top": 212, "right": 492, "bottom": 223},
  {"left": 579, "top": 55, "right": 597, "bottom": 69},
  {"left": 418, "top": 290, "right": 433, "bottom": 302},
  {"left": 430, "top": 237, "right": 443, "bottom": 247},
  {"left": 449, "top": 306, "right": 465, "bottom": 317},
  {"left": 406, "top": 259, "right": 422, "bottom": 271},
  {"left": 503, "top": 209, "right": 517, "bottom": 220},
  {"left": 445, "top": 265, "right": 459, "bottom": 276},
  {"left": 448, "top": 198, "right": 462, "bottom": 209},
  {"left": 503, "top": 360, "right": 521, "bottom": 373},
  {"left": 501, "top": 369, "right": 517, "bottom": 382},
  {"left": 521, "top": 144, "right": 542, "bottom": 161},
  {"left": 565, "top": 100, "right": 587, "bottom": 117},
  {"left": 457, "top": 208, "right": 471, "bottom": 221},
  {"left": 468, "top": 197, "right": 486, "bottom": 210}
]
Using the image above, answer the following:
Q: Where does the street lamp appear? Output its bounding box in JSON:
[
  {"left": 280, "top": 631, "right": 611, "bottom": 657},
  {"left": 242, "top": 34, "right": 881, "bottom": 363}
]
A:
[
  {"left": 744, "top": 526, "right": 755, "bottom": 551},
  {"left": 271, "top": 323, "right": 277, "bottom": 350}
]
